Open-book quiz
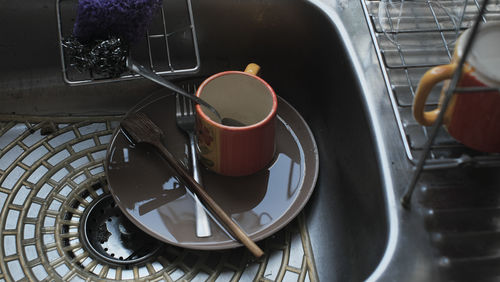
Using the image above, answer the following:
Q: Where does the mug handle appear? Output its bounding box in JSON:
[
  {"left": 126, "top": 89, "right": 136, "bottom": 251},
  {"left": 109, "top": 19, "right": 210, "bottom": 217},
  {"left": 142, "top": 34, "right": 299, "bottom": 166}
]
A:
[
  {"left": 244, "top": 63, "right": 261, "bottom": 76},
  {"left": 413, "top": 64, "right": 456, "bottom": 126}
]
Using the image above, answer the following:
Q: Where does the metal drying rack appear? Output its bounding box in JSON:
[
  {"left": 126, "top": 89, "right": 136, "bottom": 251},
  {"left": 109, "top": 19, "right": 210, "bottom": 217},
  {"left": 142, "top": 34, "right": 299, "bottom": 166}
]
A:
[
  {"left": 56, "top": 0, "right": 200, "bottom": 86},
  {"left": 361, "top": 0, "right": 500, "bottom": 207}
]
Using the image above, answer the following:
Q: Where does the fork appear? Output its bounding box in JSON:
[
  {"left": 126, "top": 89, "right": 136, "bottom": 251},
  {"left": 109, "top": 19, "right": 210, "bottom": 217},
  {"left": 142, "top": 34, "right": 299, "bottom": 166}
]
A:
[{"left": 175, "top": 94, "right": 212, "bottom": 237}]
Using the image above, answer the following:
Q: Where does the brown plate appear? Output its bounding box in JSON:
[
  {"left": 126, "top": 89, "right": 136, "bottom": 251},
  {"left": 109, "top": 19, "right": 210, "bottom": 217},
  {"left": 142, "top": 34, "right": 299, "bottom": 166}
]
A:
[{"left": 106, "top": 93, "right": 319, "bottom": 250}]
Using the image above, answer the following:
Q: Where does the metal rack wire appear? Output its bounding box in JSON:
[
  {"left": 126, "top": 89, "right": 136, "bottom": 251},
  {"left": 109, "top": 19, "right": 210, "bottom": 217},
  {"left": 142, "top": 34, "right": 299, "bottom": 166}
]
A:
[
  {"left": 362, "top": 0, "right": 500, "bottom": 170},
  {"left": 56, "top": 0, "right": 200, "bottom": 86}
]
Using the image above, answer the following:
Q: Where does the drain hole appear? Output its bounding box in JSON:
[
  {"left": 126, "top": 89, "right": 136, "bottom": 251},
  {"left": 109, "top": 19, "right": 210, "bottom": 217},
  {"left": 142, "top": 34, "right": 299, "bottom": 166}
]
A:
[
  {"left": 79, "top": 189, "right": 91, "bottom": 199},
  {"left": 91, "top": 182, "right": 102, "bottom": 191},
  {"left": 63, "top": 211, "right": 73, "bottom": 221},
  {"left": 61, "top": 224, "right": 76, "bottom": 260},
  {"left": 79, "top": 194, "right": 163, "bottom": 266},
  {"left": 71, "top": 200, "right": 80, "bottom": 209},
  {"left": 62, "top": 238, "right": 71, "bottom": 247}
]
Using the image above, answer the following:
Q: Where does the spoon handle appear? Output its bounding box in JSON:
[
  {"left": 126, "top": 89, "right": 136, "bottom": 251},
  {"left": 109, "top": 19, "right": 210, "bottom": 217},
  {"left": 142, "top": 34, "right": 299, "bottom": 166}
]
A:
[
  {"left": 189, "top": 132, "right": 212, "bottom": 237},
  {"left": 127, "top": 58, "right": 223, "bottom": 121},
  {"left": 151, "top": 139, "right": 264, "bottom": 258}
]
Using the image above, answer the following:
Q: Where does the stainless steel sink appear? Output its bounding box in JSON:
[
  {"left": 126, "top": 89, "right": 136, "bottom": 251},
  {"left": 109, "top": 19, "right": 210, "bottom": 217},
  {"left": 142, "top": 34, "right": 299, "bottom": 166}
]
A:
[
  {"left": 0, "top": 0, "right": 399, "bottom": 281},
  {"left": 190, "top": 2, "right": 391, "bottom": 280}
]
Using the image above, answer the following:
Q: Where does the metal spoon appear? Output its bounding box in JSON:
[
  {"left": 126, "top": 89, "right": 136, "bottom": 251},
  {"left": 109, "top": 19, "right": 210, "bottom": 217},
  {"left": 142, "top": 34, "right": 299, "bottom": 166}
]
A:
[
  {"left": 127, "top": 58, "right": 247, "bottom": 127},
  {"left": 126, "top": 58, "right": 223, "bottom": 121}
]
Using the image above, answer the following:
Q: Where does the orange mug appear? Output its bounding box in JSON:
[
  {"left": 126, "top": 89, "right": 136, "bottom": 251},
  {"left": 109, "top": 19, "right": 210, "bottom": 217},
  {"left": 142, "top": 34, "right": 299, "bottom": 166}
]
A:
[
  {"left": 413, "top": 22, "right": 500, "bottom": 153},
  {"left": 195, "top": 63, "right": 277, "bottom": 176}
]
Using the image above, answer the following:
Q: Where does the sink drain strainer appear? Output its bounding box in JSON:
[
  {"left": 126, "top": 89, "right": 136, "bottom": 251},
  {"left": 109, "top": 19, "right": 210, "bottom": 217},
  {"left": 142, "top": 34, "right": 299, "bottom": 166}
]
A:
[
  {"left": 78, "top": 193, "right": 163, "bottom": 266},
  {"left": 0, "top": 118, "right": 318, "bottom": 281}
]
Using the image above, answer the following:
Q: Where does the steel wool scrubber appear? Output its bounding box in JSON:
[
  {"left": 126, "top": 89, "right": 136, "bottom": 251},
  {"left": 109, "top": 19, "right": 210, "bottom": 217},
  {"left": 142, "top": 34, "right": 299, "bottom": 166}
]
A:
[{"left": 63, "top": 0, "right": 162, "bottom": 77}]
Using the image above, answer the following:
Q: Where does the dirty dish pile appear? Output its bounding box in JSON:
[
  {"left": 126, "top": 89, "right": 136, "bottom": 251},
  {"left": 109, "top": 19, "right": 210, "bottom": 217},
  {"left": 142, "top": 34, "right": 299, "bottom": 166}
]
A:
[{"left": 106, "top": 93, "right": 319, "bottom": 250}]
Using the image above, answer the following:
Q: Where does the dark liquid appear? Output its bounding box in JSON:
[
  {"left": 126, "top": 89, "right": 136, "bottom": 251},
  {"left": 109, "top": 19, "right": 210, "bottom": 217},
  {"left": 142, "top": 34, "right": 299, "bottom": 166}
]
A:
[{"left": 221, "top": 117, "right": 247, "bottom": 127}]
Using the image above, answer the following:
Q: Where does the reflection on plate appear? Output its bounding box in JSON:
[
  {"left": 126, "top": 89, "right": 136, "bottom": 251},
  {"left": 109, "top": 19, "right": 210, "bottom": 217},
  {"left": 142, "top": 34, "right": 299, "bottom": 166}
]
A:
[{"left": 106, "top": 93, "right": 318, "bottom": 250}]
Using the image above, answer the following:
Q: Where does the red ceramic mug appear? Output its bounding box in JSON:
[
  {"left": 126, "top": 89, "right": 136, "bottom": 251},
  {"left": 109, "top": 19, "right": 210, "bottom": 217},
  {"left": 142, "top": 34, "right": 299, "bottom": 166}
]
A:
[
  {"left": 195, "top": 63, "right": 278, "bottom": 176},
  {"left": 413, "top": 22, "right": 500, "bottom": 153}
]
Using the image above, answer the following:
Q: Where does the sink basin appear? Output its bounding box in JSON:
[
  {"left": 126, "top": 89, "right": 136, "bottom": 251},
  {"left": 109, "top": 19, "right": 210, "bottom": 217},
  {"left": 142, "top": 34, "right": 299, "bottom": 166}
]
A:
[{"left": 0, "top": 0, "right": 391, "bottom": 281}]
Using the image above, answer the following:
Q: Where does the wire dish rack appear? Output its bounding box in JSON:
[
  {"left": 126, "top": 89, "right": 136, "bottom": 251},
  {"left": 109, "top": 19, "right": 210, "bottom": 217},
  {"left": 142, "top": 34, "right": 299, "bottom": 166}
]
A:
[
  {"left": 362, "top": 0, "right": 500, "bottom": 169},
  {"left": 56, "top": 0, "right": 200, "bottom": 86}
]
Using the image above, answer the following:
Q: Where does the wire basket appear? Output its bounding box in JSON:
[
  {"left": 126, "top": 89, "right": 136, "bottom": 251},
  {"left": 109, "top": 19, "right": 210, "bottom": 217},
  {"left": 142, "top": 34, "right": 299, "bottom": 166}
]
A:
[
  {"left": 364, "top": 0, "right": 500, "bottom": 169},
  {"left": 56, "top": 0, "right": 200, "bottom": 86},
  {"left": 378, "top": 0, "right": 464, "bottom": 48}
]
